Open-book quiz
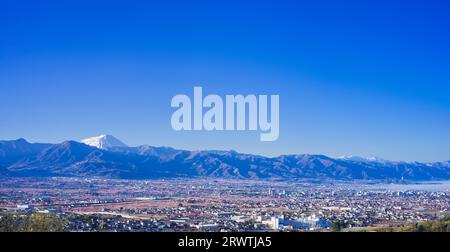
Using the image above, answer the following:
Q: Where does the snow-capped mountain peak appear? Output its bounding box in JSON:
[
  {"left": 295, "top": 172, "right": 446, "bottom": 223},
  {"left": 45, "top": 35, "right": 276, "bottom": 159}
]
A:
[
  {"left": 338, "top": 155, "right": 387, "bottom": 163},
  {"left": 81, "top": 134, "right": 128, "bottom": 150}
]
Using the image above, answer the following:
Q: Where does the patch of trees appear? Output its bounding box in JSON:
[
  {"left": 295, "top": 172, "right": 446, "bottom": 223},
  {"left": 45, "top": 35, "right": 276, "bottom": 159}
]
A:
[
  {"left": 0, "top": 212, "right": 66, "bottom": 232},
  {"left": 370, "top": 217, "right": 450, "bottom": 232}
]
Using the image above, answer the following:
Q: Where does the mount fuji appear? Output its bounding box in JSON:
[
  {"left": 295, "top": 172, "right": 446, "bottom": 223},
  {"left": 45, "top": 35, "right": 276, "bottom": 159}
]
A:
[{"left": 81, "top": 134, "right": 128, "bottom": 150}]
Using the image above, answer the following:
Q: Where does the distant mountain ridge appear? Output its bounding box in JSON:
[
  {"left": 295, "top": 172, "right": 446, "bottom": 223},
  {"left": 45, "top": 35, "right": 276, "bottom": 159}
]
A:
[{"left": 0, "top": 136, "right": 449, "bottom": 181}]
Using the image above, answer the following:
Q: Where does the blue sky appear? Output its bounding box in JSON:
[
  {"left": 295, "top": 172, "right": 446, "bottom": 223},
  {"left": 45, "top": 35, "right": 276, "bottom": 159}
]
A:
[{"left": 0, "top": 0, "right": 449, "bottom": 162}]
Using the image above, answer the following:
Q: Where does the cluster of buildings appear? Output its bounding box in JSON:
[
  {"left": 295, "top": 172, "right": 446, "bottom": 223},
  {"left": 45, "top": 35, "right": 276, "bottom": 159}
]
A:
[{"left": 0, "top": 177, "right": 448, "bottom": 232}]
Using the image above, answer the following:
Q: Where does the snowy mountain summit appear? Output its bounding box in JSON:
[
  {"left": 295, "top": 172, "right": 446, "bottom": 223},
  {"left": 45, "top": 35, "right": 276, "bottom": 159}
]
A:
[
  {"left": 81, "top": 134, "right": 128, "bottom": 150},
  {"left": 338, "top": 155, "right": 387, "bottom": 164}
]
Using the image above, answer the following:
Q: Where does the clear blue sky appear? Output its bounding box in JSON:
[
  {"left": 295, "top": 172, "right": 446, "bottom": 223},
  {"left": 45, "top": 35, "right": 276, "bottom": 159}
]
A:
[{"left": 1, "top": 0, "right": 449, "bottom": 162}]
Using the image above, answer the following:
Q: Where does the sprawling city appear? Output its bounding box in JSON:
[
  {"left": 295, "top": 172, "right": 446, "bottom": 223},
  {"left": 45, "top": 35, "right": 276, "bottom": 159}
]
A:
[{"left": 1, "top": 177, "right": 448, "bottom": 232}]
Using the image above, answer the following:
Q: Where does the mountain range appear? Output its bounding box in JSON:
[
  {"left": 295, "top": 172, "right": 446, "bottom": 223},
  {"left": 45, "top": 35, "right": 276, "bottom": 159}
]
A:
[{"left": 1, "top": 135, "right": 449, "bottom": 181}]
